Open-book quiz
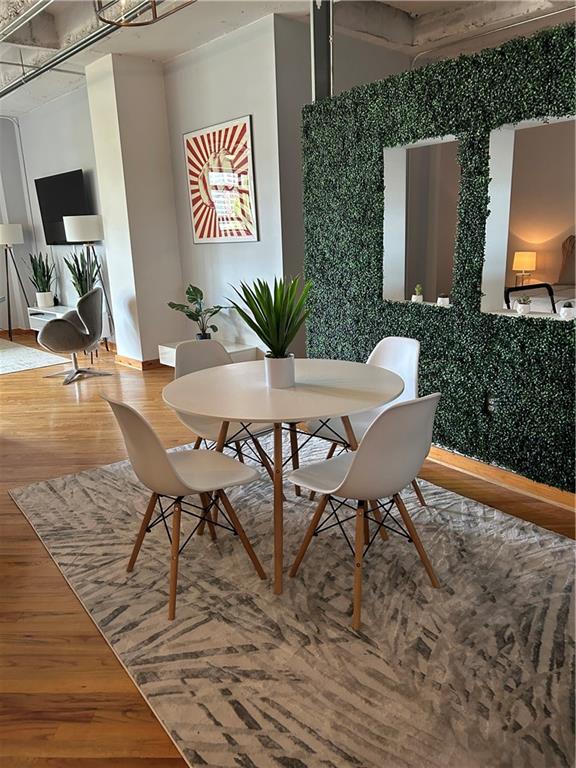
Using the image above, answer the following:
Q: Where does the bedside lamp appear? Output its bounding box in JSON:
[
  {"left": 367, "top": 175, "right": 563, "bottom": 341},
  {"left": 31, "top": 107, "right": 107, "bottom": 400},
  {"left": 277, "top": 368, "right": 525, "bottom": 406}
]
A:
[
  {"left": 0, "top": 223, "right": 30, "bottom": 341},
  {"left": 512, "top": 251, "right": 536, "bottom": 286}
]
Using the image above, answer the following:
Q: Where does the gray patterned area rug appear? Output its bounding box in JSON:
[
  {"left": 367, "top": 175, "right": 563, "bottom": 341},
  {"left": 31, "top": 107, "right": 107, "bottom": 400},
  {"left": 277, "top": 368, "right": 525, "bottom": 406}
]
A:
[
  {"left": 0, "top": 338, "right": 68, "bottom": 374},
  {"left": 9, "top": 437, "right": 575, "bottom": 768}
]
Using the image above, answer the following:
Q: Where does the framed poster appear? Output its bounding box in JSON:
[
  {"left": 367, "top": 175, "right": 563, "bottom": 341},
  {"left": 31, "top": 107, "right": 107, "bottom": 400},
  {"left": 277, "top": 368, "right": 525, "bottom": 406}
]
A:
[{"left": 183, "top": 116, "right": 258, "bottom": 243}]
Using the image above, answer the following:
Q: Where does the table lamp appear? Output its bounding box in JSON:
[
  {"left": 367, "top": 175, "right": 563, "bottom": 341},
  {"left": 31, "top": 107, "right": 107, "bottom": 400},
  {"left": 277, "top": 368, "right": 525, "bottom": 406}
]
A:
[
  {"left": 0, "top": 223, "right": 30, "bottom": 341},
  {"left": 512, "top": 251, "right": 536, "bottom": 286}
]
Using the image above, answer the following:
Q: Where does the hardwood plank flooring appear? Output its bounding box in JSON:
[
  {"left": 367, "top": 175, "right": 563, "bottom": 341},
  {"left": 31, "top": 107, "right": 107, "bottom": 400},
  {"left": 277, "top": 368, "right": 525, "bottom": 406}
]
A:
[{"left": 1, "top": 337, "right": 573, "bottom": 766}]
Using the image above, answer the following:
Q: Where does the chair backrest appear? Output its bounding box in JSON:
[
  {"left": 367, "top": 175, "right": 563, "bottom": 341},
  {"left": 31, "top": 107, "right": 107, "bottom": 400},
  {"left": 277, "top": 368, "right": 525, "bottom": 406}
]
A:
[
  {"left": 336, "top": 393, "right": 441, "bottom": 501},
  {"left": 367, "top": 336, "right": 420, "bottom": 401},
  {"left": 77, "top": 286, "right": 103, "bottom": 344},
  {"left": 174, "top": 339, "right": 233, "bottom": 379},
  {"left": 103, "top": 396, "right": 187, "bottom": 497}
]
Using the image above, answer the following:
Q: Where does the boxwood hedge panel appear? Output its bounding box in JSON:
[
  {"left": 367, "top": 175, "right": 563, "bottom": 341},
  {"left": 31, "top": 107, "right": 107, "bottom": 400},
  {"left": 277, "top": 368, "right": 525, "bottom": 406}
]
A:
[{"left": 302, "top": 24, "right": 575, "bottom": 491}]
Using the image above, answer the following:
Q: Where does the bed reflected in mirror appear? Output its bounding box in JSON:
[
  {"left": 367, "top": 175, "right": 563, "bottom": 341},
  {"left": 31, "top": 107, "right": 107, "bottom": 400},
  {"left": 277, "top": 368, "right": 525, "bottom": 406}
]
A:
[
  {"left": 383, "top": 136, "right": 460, "bottom": 304},
  {"left": 483, "top": 117, "right": 575, "bottom": 315}
]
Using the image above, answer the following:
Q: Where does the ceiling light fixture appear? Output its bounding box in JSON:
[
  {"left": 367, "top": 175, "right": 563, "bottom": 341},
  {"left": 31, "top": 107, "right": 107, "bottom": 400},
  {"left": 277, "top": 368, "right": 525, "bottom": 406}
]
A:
[{"left": 94, "top": 0, "right": 197, "bottom": 28}]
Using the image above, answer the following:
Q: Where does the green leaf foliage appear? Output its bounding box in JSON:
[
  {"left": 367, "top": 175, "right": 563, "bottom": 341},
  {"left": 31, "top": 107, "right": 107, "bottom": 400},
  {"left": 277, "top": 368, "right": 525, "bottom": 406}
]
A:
[
  {"left": 29, "top": 252, "right": 55, "bottom": 292},
  {"left": 228, "top": 277, "right": 311, "bottom": 358},
  {"left": 168, "top": 284, "right": 226, "bottom": 334},
  {"left": 302, "top": 23, "right": 575, "bottom": 490},
  {"left": 64, "top": 250, "right": 100, "bottom": 297}
]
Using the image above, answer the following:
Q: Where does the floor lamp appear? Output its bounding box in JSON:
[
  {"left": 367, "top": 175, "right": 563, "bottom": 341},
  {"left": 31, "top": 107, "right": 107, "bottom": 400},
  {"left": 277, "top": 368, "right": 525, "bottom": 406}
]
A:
[
  {"left": 0, "top": 223, "right": 30, "bottom": 341},
  {"left": 63, "top": 215, "right": 114, "bottom": 340}
]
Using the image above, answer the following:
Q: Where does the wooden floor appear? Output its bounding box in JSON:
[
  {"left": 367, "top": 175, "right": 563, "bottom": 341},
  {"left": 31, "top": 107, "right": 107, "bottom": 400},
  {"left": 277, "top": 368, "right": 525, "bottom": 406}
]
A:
[{"left": 1, "top": 338, "right": 573, "bottom": 767}]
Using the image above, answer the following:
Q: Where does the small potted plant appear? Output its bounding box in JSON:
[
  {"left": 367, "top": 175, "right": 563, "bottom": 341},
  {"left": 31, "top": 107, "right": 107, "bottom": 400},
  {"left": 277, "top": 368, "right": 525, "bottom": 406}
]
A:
[
  {"left": 437, "top": 293, "right": 450, "bottom": 307},
  {"left": 29, "top": 252, "right": 55, "bottom": 308},
  {"left": 229, "top": 276, "right": 311, "bottom": 388},
  {"left": 411, "top": 284, "right": 424, "bottom": 303},
  {"left": 516, "top": 295, "right": 532, "bottom": 315},
  {"left": 560, "top": 301, "right": 576, "bottom": 321},
  {"left": 168, "top": 284, "right": 226, "bottom": 340},
  {"left": 64, "top": 249, "right": 100, "bottom": 297}
]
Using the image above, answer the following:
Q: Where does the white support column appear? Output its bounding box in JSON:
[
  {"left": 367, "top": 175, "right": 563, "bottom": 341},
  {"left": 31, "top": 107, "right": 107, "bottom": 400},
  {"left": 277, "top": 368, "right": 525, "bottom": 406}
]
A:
[{"left": 86, "top": 54, "right": 185, "bottom": 362}]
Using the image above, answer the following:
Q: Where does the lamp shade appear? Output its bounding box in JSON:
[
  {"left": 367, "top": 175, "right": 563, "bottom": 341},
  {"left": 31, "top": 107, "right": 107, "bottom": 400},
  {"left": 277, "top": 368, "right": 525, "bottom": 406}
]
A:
[
  {"left": 512, "top": 251, "right": 536, "bottom": 272},
  {"left": 63, "top": 214, "right": 103, "bottom": 243},
  {"left": 0, "top": 223, "right": 24, "bottom": 245}
]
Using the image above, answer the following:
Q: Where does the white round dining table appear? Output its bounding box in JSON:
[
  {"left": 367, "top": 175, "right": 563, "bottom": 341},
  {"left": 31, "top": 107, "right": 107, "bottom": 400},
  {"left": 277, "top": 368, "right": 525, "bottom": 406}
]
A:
[{"left": 163, "top": 358, "right": 404, "bottom": 594}]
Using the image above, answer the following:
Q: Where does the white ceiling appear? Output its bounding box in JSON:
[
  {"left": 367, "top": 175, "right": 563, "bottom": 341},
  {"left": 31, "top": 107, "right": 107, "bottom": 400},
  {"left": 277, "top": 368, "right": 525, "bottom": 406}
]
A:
[{"left": 0, "top": 0, "right": 574, "bottom": 115}]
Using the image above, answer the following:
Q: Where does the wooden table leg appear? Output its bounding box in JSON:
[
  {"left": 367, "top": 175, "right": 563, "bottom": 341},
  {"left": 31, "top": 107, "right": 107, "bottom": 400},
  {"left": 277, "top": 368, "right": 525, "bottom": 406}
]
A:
[
  {"left": 341, "top": 415, "right": 358, "bottom": 451},
  {"left": 273, "top": 422, "right": 284, "bottom": 595},
  {"left": 288, "top": 422, "right": 301, "bottom": 496},
  {"left": 198, "top": 420, "right": 229, "bottom": 535}
]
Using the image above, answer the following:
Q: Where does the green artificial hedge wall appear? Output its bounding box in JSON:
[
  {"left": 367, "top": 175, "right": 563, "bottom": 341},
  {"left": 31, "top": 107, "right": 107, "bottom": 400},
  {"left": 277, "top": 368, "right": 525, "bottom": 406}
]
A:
[{"left": 302, "top": 24, "right": 575, "bottom": 491}]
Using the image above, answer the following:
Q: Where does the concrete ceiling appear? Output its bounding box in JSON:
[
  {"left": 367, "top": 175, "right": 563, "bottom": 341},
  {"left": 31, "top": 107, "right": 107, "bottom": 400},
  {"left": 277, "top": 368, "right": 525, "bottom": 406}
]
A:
[{"left": 0, "top": 0, "right": 574, "bottom": 115}]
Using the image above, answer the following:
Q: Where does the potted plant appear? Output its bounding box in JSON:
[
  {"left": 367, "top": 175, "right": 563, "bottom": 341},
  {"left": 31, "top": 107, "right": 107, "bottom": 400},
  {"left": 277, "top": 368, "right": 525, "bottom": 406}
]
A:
[
  {"left": 64, "top": 249, "right": 100, "bottom": 297},
  {"left": 29, "top": 252, "right": 55, "bottom": 308},
  {"left": 437, "top": 292, "right": 450, "bottom": 307},
  {"left": 168, "top": 284, "right": 226, "bottom": 340},
  {"left": 411, "top": 284, "right": 424, "bottom": 303},
  {"left": 229, "top": 276, "right": 311, "bottom": 388},
  {"left": 560, "top": 301, "right": 576, "bottom": 321},
  {"left": 516, "top": 295, "right": 532, "bottom": 315}
]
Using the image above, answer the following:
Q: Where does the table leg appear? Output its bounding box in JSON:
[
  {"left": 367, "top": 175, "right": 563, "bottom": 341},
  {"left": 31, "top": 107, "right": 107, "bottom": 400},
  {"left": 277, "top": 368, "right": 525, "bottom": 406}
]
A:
[
  {"left": 273, "top": 422, "right": 284, "bottom": 595},
  {"left": 341, "top": 415, "right": 358, "bottom": 451},
  {"left": 198, "top": 420, "right": 229, "bottom": 535}
]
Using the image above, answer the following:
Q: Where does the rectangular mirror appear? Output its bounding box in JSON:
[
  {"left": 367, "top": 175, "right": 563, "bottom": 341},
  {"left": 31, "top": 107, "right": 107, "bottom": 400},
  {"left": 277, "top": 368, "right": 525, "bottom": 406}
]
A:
[
  {"left": 383, "top": 135, "right": 460, "bottom": 304},
  {"left": 483, "top": 117, "right": 575, "bottom": 315}
]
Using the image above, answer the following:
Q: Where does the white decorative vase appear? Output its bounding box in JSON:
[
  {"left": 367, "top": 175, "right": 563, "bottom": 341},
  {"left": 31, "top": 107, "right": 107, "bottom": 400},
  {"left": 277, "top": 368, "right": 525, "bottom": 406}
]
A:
[
  {"left": 516, "top": 303, "right": 531, "bottom": 315},
  {"left": 411, "top": 295, "right": 424, "bottom": 303},
  {"left": 437, "top": 296, "right": 450, "bottom": 307},
  {"left": 36, "top": 291, "right": 54, "bottom": 308},
  {"left": 560, "top": 306, "right": 576, "bottom": 320},
  {"left": 265, "top": 354, "right": 295, "bottom": 389}
]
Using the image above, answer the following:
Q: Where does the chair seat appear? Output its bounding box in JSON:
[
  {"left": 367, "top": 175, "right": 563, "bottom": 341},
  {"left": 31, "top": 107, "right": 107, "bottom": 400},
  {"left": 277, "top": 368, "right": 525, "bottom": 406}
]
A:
[
  {"left": 176, "top": 413, "right": 273, "bottom": 443},
  {"left": 287, "top": 453, "right": 354, "bottom": 495},
  {"left": 307, "top": 407, "right": 382, "bottom": 445},
  {"left": 170, "top": 449, "right": 260, "bottom": 494}
]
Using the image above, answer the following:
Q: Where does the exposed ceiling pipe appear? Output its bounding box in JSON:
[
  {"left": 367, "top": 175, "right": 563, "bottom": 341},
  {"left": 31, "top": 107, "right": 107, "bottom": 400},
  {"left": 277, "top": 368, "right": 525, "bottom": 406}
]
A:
[
  {"left": 0, "top": 0, "right": 151, "bottom": 101},
  {"left": 0, "top": 59, "right": 84, "bottom": 78},
  {"left": 0, "top": 0, "right": 55, "bottom": 43},
  {"left": 411, "top": 4, "right": 576, "bottom": 69}
]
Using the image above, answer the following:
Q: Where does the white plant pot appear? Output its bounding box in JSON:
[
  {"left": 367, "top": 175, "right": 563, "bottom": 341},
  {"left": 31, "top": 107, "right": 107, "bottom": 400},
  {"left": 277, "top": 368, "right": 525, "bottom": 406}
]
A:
[
  {"left": 516, "top": 303, "right": 531, "bottom": 315},
  {"left": 437, "top": 296, "right": 450, "bottom": 307},
  {"left": 36, "top": 291, "right": 54, "bottom": 308},
  {"left": 265, "top": 354, "right": 295, "bottom": 389},
  {"left": 411, "top": 295, "right": 424, "bottom": 303},
  {"left": 560, "top": 306, "right": 576, "bottom": 320}
]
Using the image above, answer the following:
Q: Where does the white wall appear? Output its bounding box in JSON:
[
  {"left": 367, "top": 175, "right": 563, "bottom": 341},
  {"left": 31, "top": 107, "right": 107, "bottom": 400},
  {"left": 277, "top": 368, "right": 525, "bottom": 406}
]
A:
[
  {"left": 164, "top": 16, "right": 283, "bottom": 346},
  {"left": 17, "top": 86, "right": 105, "bottom": 310}
]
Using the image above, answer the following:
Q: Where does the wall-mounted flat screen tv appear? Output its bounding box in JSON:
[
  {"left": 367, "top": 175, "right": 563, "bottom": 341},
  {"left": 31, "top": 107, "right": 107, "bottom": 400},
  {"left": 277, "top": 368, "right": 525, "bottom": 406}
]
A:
[{"left": 34, "top": 169, "right": 89, "bottom": 245}]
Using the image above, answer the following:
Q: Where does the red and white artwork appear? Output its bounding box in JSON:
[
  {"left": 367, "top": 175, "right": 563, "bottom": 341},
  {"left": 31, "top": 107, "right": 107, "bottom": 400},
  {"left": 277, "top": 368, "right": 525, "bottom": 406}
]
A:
[{"left": 183, "top": 116, "right": 258, "bottom": 243}]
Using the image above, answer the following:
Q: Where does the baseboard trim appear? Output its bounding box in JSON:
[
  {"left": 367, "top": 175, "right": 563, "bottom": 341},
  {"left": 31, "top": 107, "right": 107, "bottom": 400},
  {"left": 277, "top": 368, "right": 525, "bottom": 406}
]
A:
[
  {"left": 101, "top": 339, "right": 117, "bottom": 353},
  {"left": 428, "top": 446, "right": 575, "bottom": 512},
  {"left": 115, "top": 354, "right": 163, "bottom": 370},
  {"left": 0, "top": 329, "right": 36, "bottom": 339}
]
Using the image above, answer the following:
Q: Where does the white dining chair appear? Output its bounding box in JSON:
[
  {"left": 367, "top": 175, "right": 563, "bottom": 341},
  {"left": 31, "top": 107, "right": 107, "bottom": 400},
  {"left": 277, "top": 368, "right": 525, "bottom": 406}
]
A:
[
  {"left": 288, "top": 393, "right": 441, "bottom": 630},
  {"left": 174, "top": 340, "right": 276, "bottom": 481},
  {"left": 104, "top": 396, "right": 266, "bottom": 620},
  {"left": 305, "top": 337, "right": 427, "bottom": 506}
]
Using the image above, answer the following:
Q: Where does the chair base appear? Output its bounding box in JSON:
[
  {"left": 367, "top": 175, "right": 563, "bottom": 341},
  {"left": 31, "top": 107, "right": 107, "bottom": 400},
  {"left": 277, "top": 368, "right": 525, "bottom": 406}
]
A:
[{"left": 45, "top": 366, "right": 112, "bottom": 385}]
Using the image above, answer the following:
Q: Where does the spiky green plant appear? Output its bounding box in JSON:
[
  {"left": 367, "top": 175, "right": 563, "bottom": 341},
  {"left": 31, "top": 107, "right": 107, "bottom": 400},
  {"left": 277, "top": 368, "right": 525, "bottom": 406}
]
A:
[
  {"left": 64, "top": 250, "right": 100, "bottom": 297},
  {"left": 228, "top": 276, "right": 311, "bottom": 358},
  {"left": 29, "top": 252, "right": 55, "bottom": 293},
  {"left": 168, "top": 284, "right": 227, "bottom": 335}
]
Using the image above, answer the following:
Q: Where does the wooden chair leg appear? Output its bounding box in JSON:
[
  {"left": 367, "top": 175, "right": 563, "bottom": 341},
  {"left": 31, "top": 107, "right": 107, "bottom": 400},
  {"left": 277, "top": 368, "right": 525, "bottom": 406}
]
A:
[
  {"left": 127, "top": 493, "right": 158, "bottom": 572},
  {"left": 235, "top": 441, "right": 245, "bottom": 463},
  {"left": 289, "top": 494, "right": 329, "bottom": 577},
  {"left": 393, "top": 494, "right": 439, "bottom": 588},
  {"left": 193, "top": 436, "right": 202, "bottom": 449},
  {"left": 363, "top": 503, "right": 370, "bottom": 545},
  {"left": 369, "top": 499, "right": 389, "bottom": 541},
  {"left": 352, "top": 502, "right": 365, "bottom": 631},
  {"left": 219, "top": 491, "right": 267, "bottom": 579},
  {"left": 199, "top": 493, "right": 217, "bottom": 541},
  {"left": 168, "top": 499, "right": 182, "bottom": 620},
  {"left": 289, "top": 423, "right": 301, "bottom": 496},
  {"left": 251, "top": 435, "right": 275, "bottom": 483},
  {"left": 412, "top": 478, "right": 426, "bottom": 507},
  {"left": 310, "top": 442, "right": 337, "bottom": 501}
]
